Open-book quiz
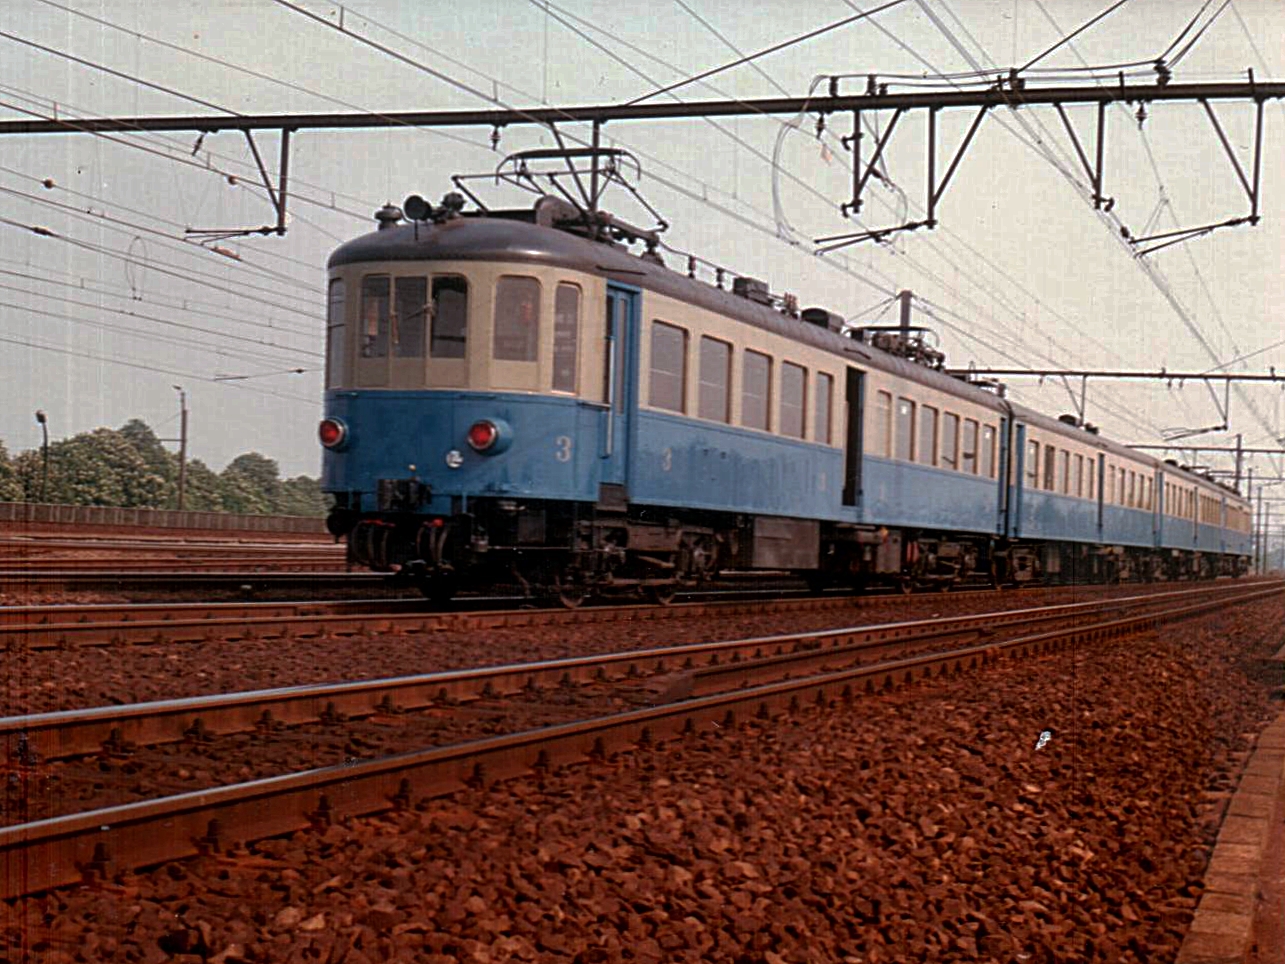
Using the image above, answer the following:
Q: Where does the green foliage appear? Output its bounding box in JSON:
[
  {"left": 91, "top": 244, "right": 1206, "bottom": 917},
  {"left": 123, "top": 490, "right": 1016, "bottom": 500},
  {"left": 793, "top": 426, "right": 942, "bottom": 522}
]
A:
[
  {"left": 2, "top": 420, "right": 327, "bottom": 516},
  {"left": 0, "top": 441, "right": 23, "bottom": 502},
  {"left": 275, "top": 475, "right": 331, "bottom": 517}
]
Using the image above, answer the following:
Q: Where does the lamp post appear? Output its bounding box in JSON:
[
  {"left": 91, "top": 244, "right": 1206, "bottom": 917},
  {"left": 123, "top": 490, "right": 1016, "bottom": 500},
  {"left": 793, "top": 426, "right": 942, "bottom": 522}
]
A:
[
  {"left": 172, "top": 386, "right": 188, "bottom": 511},
  {"left": 34, "top": 410, "right": 48, "bottom": 503}
]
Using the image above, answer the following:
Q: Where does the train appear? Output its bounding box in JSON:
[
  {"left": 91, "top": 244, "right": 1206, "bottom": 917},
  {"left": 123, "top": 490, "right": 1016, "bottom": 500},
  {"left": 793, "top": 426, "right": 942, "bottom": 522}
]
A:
[{"left": 318, "top": 154, "right": 1251, "bottom": 604}]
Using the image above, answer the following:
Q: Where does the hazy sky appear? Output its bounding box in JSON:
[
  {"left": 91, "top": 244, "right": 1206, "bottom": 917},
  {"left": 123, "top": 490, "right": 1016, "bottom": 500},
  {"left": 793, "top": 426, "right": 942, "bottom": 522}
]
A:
[{"left": 1, "top": 0, "right": 1282, "bottom": 484}]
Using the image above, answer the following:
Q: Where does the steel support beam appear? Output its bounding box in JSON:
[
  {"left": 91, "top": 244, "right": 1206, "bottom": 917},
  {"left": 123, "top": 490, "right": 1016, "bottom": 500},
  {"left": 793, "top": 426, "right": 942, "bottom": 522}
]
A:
[{"left": 0, "top": 82, "right": 1281, "bottom": 135}]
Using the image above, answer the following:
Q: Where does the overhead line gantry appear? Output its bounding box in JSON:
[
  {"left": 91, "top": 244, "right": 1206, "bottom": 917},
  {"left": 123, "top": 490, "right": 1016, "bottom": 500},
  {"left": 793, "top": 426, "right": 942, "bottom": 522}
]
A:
[{"left": 0, "top": 77, "right": 1280, "bottom": 247}]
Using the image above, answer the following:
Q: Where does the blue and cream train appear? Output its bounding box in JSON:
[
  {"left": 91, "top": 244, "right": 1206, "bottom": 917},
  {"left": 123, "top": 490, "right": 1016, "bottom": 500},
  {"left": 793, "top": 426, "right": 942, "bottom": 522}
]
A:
[{"left": 318, "top": 192, "right": 1252, "bottom": 602}]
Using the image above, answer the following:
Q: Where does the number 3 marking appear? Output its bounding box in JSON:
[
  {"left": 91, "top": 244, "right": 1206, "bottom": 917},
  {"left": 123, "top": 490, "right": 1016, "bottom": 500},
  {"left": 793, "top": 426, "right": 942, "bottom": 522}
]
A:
[
  {"left": 555, "top": 436, "right": 573, "bottom": 462},
  {"left": 662, "top": 448, "right": 673, "bottom": 472}
]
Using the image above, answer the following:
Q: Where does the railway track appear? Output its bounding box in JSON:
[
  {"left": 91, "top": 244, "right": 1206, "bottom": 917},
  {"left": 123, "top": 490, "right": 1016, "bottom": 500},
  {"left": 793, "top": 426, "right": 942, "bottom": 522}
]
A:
[
  {"left": 0, "top": 580, "right": 1278, "bottom": 898},
  {"left": 0, "top": 570, "right": 377, "bottom": 593},
  {"left": 0, "top": 579, "right": 1242, "bottom": 649},
  {"left": 1, "top": 582, "right": 1256, "bottom": 764}
]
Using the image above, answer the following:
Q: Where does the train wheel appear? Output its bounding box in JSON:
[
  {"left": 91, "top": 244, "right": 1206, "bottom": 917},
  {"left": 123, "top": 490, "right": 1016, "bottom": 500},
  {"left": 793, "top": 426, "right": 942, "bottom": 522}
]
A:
[
  {"left": 648, "top": 583, "right": 678, "bottom": 607},
  {"left": 898, "top": 576, "right": 915, "bottom": 595},
  {"left": 555, "top": 575, "right": 588, "bottom": 609}
]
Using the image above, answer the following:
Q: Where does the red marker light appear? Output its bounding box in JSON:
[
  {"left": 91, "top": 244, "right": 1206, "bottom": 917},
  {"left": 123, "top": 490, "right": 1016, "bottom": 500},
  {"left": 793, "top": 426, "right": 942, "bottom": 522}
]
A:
[
  {"left": 318, "top": 418, "right": 346, "bottom": 449},
  {"left": 467, "top": 420, "right": 498, "bottom": 452}
]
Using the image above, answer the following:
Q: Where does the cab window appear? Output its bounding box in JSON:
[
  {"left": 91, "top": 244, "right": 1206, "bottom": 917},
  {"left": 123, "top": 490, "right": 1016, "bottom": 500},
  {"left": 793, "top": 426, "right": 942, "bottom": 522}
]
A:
[
  {"left": 325, "top": 278, "right": 345, "bottom": 387},
  {"left": 361, "top": 275, "right": 389, "bottom": 358},
  {"left": 494, "top": 276, "right": 540, "bottom": 361},
  {"left": 552, "top": 283, "right": 580, "bottom": 392},
  {"left": 394, "top": 277, "right": 427, "bottom": 358},
  {"left": 431, "top": 276, "right": 468, "bottom": 359}
]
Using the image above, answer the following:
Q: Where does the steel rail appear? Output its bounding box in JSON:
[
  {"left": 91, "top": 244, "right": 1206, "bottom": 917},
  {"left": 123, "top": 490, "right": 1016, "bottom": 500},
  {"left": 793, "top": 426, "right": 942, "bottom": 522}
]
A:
[
  {"left": 0, "top": 591, "right": 869, "bottom": 648},
  {"left": 0, "top": 579, "right": 1252, "bottom": 649},
  {"left": 1, "top": 582, "right": 1271, "bottom": 763},
  {"left": 0, "top": 571, "right": 380, "bottom": 592},
  {"left": 0, "top": 584, "right": 1277, "bottom": 899}
]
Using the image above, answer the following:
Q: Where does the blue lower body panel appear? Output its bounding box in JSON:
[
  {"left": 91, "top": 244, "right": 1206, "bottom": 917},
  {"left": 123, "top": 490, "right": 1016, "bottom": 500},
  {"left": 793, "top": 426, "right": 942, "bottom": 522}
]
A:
[
  {"left": 862, "top": 457, "right": 998, "bottom": 535},
  {"left": 630, "top": 411, "right": 846, "bottom": 520}
]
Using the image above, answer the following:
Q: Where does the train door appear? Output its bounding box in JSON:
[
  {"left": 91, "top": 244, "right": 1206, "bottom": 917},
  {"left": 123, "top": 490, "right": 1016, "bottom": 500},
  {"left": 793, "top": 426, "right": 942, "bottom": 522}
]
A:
[
  {"left": 1011, "top": 423, "right": 1027, "bottom": 538},
  {"left": 1152, "top": 468, "right": 1163, "bottom": 547},
  {"left": 996, "top": 416, "right": 1010, "bottom": 536},
  {"left": 1156, "top": 471, "right": 1166, "bottom": 545},
  {"left": 599, "top": 284, "right": 639, "bottom": 503},
  {"left": 1095, "top": 453, "right": 1106, "bottom": 542},
  {"left": 841, "top": 368, "right": 863, "bottom": 510}
]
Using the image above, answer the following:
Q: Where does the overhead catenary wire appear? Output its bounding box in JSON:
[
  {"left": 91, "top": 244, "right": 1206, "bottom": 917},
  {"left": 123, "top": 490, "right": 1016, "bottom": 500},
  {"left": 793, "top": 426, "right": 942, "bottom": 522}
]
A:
[
  {"left": 921, "top": 1, "right": 1278, "bottom": 445},
  {"left": 0, "top": 259, "right": 320, "bottom": 343},
  {"left": 0, "top": 297, "right": 314, "bottom": 371},
  {"left": 623, "top": 0, "right": 912, "bottom": 106},
  {"left": 1017, "top": 0, "right": 1134, "bottom": 74},
  {"left": 0, "top": 278, "right": 320, "bottom": 362},
  {"left": 0, "top": 332, "right": 317, "bottom": 405},
  {"left": 1027, "top": 0, "right": 1279, "bottom": 456},
  {"left": 0, "top": 214, "right": 322, "bottom": 322}
]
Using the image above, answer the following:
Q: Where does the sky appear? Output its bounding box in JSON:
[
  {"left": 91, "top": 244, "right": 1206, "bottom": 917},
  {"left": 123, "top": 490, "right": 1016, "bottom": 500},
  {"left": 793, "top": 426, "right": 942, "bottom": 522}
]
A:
[{"left": 0, "top": 0, "right": 1283, "bottom": 495}]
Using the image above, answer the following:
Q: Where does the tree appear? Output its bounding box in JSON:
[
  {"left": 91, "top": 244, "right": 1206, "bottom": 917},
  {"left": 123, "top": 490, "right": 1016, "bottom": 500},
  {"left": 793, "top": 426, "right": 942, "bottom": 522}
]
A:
[
  {"left": 119, "top": 419, "right": 176, "bottom": 487},
  {"left": 179, "top": 459, "right": 226, "bottom": 512},
  {"left": 12, "top": 428, "right": 166, "bottom": 507},
  {"left": 220, "top": 452, "right": 279, "bottom": 515},
  {"left": 0, "top": 441, "right": 23, "bottom": 502},
  {"left": 275, "top": 475, "right": 329, "bottom": 517}
]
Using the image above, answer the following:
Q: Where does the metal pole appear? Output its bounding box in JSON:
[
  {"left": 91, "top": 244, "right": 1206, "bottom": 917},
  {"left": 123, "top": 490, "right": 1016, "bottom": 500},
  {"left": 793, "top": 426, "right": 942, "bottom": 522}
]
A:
[
  {"left": 1259, "top": 485, "right": 1269, "bottom": 578},
  {"left": 1267, "top": 503, "right": 1274, "bottom": 573},
  {"left": 898, "top": 289, "right": 913, "bottom": 345},
  {"left": 34, "top": 410, "right": 48, "bottom": 503},
  {"left": 173, "top": 386, "right": 188, "bottom": 511}
]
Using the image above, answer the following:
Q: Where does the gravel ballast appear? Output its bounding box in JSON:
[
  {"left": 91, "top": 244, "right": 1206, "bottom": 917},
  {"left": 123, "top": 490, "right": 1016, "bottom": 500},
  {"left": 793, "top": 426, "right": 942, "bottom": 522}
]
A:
[{"left": 3, "top": 593, "right": 1281, "bottom": 963}]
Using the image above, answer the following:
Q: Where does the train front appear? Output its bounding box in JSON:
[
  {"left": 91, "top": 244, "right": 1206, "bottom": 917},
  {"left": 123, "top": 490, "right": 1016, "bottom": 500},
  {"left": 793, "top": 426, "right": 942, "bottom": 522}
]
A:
[{"left": 318, "top": 197, "right": 602, "bottom": 600}]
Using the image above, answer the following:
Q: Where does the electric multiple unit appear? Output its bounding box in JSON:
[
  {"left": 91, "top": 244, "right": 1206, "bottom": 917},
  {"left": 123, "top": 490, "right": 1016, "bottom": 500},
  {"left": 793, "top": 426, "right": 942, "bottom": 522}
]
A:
[{"left": 319, "top": 190, "right": 1251, "bottom": 603}]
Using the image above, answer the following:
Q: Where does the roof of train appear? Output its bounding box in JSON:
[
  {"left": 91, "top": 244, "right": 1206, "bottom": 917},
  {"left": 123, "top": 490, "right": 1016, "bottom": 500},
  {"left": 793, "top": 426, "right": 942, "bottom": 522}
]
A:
[{"left": 330, "top": 211, "right": 1247, "bottom": 507}]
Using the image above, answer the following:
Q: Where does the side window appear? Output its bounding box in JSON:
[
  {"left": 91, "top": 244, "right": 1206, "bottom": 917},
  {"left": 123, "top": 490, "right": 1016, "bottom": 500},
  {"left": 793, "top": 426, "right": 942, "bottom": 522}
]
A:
[
  {"left": 895, "top": 397, "right": 916, "bottom": 462},
  {"left": 552, "top": 283, "right": 580, "bottom": 393},
  {"left": 361, "top": 275, "right": 389, "bottom": 358},
  {"left": 1128, "top": 471, "right": 1136, "bottom": 507},
  {"left": 1075, "top": 455, "right": 1084, "bottom": 497},
  {"left": 1043, "top": 444, "right": 1056, "bottom": 491},
  {"left": 962, "top": 419, "right": 978, "bottom": 474},
  {"left": 941, "top": 413, "right": 959, "bottom": 471},
  {"left": 872, "top": 391, "right": 892, "bottom": 457},
  {"left": 494, "top": 275, "right": 540, "bottom": 361},
  {"left": 698, "top": 337, "right": 731, "bottom": 422},
  {"left": 1107, "top": 464, "right": 1115, "bottom": 504},
  {"left": 780, "top": 362, "right": 806, "bottom": 439},
  {"left": 325, "top": 277, "right": 346, "bottom": 387},
  {"left": 1088, "top": 459, "right": 1096, "bottom": 500},
  {"left": 649, "top": 321, "right": 687, "bottom": 413},
  {"left": 1120, "top": 468, "right": 1127, "bottom": 505},
  {"left": 430, "top": 276, "right": 468, "bottom": 359},
  {"left": 815, "top": 373, "right": 833, "bottom": 444},
  {"left": 742, "top": 350, "right": 771, "bottom": 431},
  {"left": 1058, "top": 450, "right": 1069, "bottom": 494},
  {"left": 394, "top": 277, "right": 427, "bottom": 358},
  {"left": 1026, "top": 440, "right": 1039, "bottom": 488},
  {"left": 918, "top": 405, "right": 938, "bottom": 465},
  {"left": 982, "top": 424, "right": 996, "bottom": 478}
]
